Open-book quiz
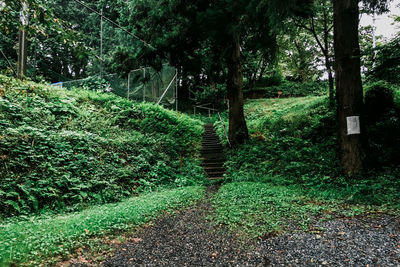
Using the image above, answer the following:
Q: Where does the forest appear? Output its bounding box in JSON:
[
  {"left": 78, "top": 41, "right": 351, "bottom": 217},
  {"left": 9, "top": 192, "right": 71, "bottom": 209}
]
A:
[{"left": 0, "top": 0, "right": 400, "bottom": 266}]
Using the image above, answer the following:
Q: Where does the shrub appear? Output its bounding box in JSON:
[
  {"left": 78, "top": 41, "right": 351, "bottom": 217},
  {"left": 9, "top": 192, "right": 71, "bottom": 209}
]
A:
[
  {"left": 0, "top": 75, "right": 205, "bottom": 217},
  {"left": 364, "top": 81, "right": 395, "bottom": 121},
  {"left": 244, "top": 80, "right": 328, "bottom": 99}
]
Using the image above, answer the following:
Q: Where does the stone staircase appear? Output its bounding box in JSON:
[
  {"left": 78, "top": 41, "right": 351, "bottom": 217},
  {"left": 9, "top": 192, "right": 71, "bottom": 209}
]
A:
[{"left": 201, "top": 124, "right": 225, "bottom": 180}]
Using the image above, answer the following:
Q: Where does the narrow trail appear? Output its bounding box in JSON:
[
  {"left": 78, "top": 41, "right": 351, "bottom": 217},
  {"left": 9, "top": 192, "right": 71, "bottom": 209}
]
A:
[
  {"left": 103, "top": 186, "right": 262, "bottom": 266},
  {"left": 102, "top": 124, "right": 262, "bottom": 266}
]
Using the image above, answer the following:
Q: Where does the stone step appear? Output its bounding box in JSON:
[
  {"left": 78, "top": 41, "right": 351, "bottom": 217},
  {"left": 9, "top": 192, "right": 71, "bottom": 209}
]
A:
[
  {"left": 202, "top": 124, "right": 225, "bottom": 181},
  {"left": 202, "top": 158, "right": 225, "bottom": 163},
  {"left": 202, "top": 152, "right": 223, "bottom": 156},
  {"left": 202, "top": 148, "right": 223, "bottom": 152},
  {"left": 202, "top": 141, "right": 222, "bottom": 145},
  {"left": 202, "top": 147, "right": 223, "bottom": 150},
  {"left": 204, "top": 167, "right": 225, "bottom": 172},
  {"left": 208, "top": 177, "right": 223, "bottom": 180},
  {"left": 201, "top": 162, "right": 224, "bottom": 167},
  {"left": 206, "top": 171, "right": 225, "bottom": 177},
  {"left": 202, "top": 138, "right": 221, "bottom": 143}
]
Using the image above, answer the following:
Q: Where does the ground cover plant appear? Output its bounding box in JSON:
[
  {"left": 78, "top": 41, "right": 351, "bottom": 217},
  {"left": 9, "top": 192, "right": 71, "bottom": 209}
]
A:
[
  {"left": 0, "top": 75, "right": 206, "bottom": 217},
  {"left": 0, "top": 186, "right": 205, "bottom": 266},
  {"left": 212, "top": 94, "right": 400, "bottom": 238},
  {"left": 243, "top": 80, "right": 329, "bottom": 98}
]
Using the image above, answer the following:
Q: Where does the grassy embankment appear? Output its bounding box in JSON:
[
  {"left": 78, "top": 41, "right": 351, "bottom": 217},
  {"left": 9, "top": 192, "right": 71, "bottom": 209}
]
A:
[
  {"left": 212, "top": 96, "right": 400, "bottom": 238},
  {"left": 0, "top": 76, "right": 206, "bottom": 265}
]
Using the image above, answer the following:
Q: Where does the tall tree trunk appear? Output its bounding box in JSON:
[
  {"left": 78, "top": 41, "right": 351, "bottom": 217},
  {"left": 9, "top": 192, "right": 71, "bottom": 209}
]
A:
[
  {"left": 18, "top": 0, "right": 28, "bottom": 78},
  {"left": 326, "top": 58, "right": 334, "bottom": 106},
  {"left": 332, "top": 0, "right": 364, "bottom": 175},
  {"left": 227, "top": 33, "right": 248, "bottom": 145}
]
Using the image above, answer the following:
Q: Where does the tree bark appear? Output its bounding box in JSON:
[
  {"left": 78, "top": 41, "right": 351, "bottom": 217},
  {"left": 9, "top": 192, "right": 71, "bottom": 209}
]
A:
[
  {"left": 332, "top": 0, "right": 364, "bottom": 175},
  {"left": 227, "top": 33, "right": 249, "bottom": 145}
]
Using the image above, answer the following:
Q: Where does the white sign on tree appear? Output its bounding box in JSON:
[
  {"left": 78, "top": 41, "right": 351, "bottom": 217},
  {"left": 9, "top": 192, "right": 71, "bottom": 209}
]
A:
[{"left": 347, "top": 116, "right": 361, "bottom": 135}]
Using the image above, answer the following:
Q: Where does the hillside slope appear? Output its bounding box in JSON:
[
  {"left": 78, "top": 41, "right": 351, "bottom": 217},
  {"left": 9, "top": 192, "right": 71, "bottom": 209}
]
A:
[
  {"left": 213, "top": 96, "right": 400, "bottom": 237},
  {"left": 0, "top": 75, "right": 205, "bottom": 217}
]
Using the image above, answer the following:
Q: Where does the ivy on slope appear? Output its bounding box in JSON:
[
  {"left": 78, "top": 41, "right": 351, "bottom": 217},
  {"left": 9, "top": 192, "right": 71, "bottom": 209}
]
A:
[{"left": 0, "top": 75, "right": 205, "bottom": 217}]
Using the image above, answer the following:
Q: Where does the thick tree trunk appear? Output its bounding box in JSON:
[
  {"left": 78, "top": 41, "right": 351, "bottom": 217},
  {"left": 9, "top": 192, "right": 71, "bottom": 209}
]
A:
[
  {"left": 227, "top": 34, "right": 249, "bottom": 145},
  {"left": 332, "top": 0, "right": 364, "bottom": 175}
]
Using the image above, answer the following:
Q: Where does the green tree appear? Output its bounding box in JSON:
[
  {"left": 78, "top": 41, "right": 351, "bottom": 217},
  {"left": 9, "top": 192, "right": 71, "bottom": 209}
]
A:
[
  {"left": 123, "top": 0, "right": 313, "bottom": 145},
  {"left": 368, "top": 15, "right": 400, "bottom": 83},
  {"left": 294, "top": 0, "right": 335, "bottom": 105},
  {"left": 277, "top": 26, "right": 321, "bottom": 82},
  {"left": 0, "top": 0, "right": 92, "bottom": 81},
  {"left": 332, "top": 0, "right": 390, "bottom": 175}
]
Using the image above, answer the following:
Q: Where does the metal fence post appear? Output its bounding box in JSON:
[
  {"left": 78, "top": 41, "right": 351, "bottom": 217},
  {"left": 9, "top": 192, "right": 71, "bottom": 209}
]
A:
[
  {"left": 175, "top": 68, "right": 178, "bottom": 111},
  {"left": 127, "top": 72, "right": 130, "bottom": 100},
  {"left": 143, "top": 68, "right": 146, "bottom": 102}
]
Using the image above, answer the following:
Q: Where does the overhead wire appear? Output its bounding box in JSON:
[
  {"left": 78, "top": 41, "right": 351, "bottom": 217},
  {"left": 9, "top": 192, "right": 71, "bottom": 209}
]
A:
[
  {"left": 71, "top": 0, "right": 155, "bottom": 51},
  {"left": 0, "top": 49, "right": 16, "bottom": 75}
]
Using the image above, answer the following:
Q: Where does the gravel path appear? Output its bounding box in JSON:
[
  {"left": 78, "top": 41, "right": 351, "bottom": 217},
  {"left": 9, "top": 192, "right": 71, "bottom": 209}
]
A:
[
  {"left": 103, "top": 186, "right": 262, "bottom": 266},
  {"left": 254, "top": 215, "right": 400, "bottom": 266},
  {"left": 69, "top": 187, "right": 400, "bottom": 266}
]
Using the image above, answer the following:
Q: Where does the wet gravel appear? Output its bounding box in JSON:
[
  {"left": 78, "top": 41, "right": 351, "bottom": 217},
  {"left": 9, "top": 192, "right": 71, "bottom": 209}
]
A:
[
  {"left": 253, "top": 215, "right": 400, "bottom": 266},
  {"left": 103, "top": 185, "right": 262, "bottom": 266},
  {"left": 70, "top": 186, "right": 400, "bottom": 266}
]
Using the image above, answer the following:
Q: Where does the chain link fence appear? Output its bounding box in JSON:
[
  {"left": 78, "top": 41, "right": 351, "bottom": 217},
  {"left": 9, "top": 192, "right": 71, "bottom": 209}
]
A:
[{"left": 55, "top": 65, "right": 178, "bottom": 110}]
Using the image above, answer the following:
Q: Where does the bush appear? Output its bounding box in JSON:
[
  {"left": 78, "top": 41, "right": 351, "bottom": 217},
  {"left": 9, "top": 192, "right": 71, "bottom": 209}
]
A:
[
  {"left": 244, "top": 80, "right": 328, "bottom": 99},
  {"left": 0, "top": 75, "right": 205, "bottom": 217},
  {"left": 363, "top": 81, "right": 400, "bottom": 168},
  {"left": 364, "top": 81, "right": 395, "bottom": 121},
  {"left": 253, "top": 75, "right": 283, "bottom": 87}
]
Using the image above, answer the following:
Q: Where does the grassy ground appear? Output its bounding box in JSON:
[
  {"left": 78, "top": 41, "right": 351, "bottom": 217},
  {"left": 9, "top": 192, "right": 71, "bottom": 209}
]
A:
[
  {"left": 0, "top": 186, "right": 205, "bottom": 266},
  {"left": 212, "top": 96, "right": 400, "bottom": 238}
]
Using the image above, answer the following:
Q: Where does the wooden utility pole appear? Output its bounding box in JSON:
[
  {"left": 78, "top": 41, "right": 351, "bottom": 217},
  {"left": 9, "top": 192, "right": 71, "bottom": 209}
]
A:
[{"left": 17, "top": 1, "right": 28, "bottom": 78}]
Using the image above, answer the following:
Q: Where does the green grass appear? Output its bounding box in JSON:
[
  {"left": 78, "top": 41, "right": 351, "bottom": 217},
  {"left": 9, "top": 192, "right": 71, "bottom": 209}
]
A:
[
  {"left": 244, "top": 80, "right": 328, "bottom": 98},
  {"left": 212, "top": 95, "right": 400, "bottom": 238},
  {"left": 0, "top": 186, "right": 205, "bottom": 266},
  {"left": 212, "top": 182, "right": 392, "bottom": 239}
]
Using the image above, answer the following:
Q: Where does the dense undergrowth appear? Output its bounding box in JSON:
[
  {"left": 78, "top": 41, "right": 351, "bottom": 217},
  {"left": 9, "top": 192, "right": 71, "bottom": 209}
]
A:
[
  {"left": 244, "top": 80, "right": 328, "bottom": 98},
  {"left": 0, "top": 186, "right": 204, "bottom": 266},
  {"left": 213, "top": 92, "right": 400, "bottom": 238},
  {"left": 0, "top": 75, "right": 205, "bottom": 217}
]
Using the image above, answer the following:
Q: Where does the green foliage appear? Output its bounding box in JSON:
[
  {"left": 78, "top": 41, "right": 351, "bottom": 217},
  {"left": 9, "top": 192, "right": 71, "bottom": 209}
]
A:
[
  {"left": 0, "top": 75, "right": 205, "bottom": 217},
  {"left": 251, "top": 74, "right": 283, "bottom": 88},
  {"left": 224, "top": 97, "right": 337, "bottom": 183},
  {"left": 363, "top": 81, "right": 400, "bottom": 168},
  {"left": 212, "top": 179, "right": 398, "bottom": 239},
  {"left": 364, "top": 81, "right": 395, "bottom": 119},
  {"left": 212, "top": 182, "right": 316, "bottom": 238},
  {"left": 211, "top": 96, "right": 399, "bottom": 238},
  {"left": 244, "top": 80, "right": 328, "bottom": 98},
  {"left": 0, "top": 186, "right": 205, "bottom": 266},
  {"left": 368, "top": 34, "right": 400, "bottom": 84},
  {"left": 193, "top": 84, "right": 227, "bottom": 109}
]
